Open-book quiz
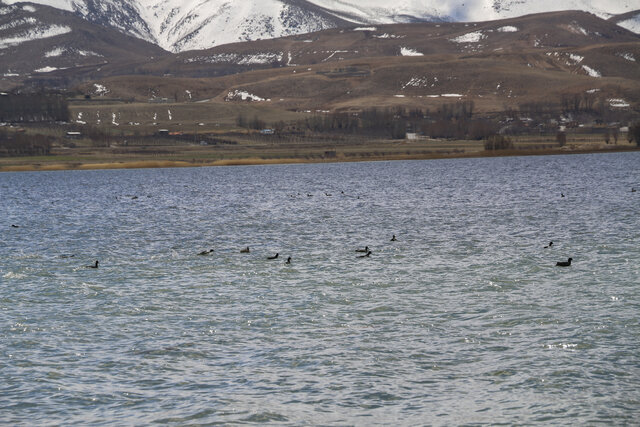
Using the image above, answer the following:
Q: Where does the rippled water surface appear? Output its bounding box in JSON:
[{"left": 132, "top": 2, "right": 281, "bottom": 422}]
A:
[{"left": 2, "top": 153, "right": 640, "bottom": 425}]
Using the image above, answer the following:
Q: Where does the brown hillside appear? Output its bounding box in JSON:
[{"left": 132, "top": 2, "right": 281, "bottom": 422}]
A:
[{"left": 2, "top": 8, "right": 637, "bottom": 114}]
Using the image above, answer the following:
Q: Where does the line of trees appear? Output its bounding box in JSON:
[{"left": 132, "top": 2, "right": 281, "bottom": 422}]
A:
[
  {"left": 0, "top": 92, "right": 69, "bottom": 123},
  {"left": 236, "top": 96, "right": 639, "bottom": 142},
  {"left": 236, "top": 102, "right": 500, "bottom": 140},
  {"left": 248, "top": 102, "right": 497, "bottom": 140},
  {"left": 630, "top": 122, "right": 640, "bottom": 147},
  {"left": 0, "top": 129, "right": 52, "bottom": 156}
]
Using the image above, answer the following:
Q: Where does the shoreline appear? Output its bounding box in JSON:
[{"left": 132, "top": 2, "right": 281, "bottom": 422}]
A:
[{"left": 1, "top": 146, "right": 638, "bottom": 172}]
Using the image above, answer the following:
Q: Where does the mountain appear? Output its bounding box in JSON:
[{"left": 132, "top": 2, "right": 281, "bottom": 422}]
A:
[
  {"left": 1, "top": 0, "right": 637, "bottom": 52},
  {"left": 0, "top": 2, "right": 168, "bottom": 90},
  {"left": 609, "top": 10, "right": 640, "bottom": 34},
  {"left": 1, "top": 0, "right": 352, "bottom": 52},
  {"left": 307, "top": 0, "right": 636, "bottom": 23},
  {"left": 68, "top": 11, "right": 639, "bottom": 114},
  {"left": 1, "top": 3, "right": 638, "bottom": 114}
]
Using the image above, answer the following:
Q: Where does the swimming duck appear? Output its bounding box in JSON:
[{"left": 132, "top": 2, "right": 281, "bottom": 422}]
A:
[
  {"left": 85, "top": 260, "right": 99, "bottom": 268},
  {"left": 544, "top": 241, "right": 553, "bottom": 248},
  {"left": 240, "top": 247, "right": 250, "bottom": 253},
  {"left": 355, "top": 246, "right": 369, "bottom": 253},
  {"left": 391, "top": 234, "right": 397, "bottom": 242},
  {"left": 358, "top": 251, "right": 372, "bottom": 258},
  {"left": 198, "top": 249, "right": 214, "bottom": 255},
  {"left": 11, "top": 224, "right": 19, "bottom": 228},
  {"left": 285, "top": 256, "right": 292, "bottom": 264},
  {"left": 268, "top": 253, "right": 279, "bottom": 260},
  {"left": 556, "top": 258, "right": 572, "bottom": 267}
]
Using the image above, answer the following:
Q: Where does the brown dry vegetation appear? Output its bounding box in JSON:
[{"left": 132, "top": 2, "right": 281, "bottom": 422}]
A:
[{"left": 1, "top": 130, "right": 636, "bottom": 172}]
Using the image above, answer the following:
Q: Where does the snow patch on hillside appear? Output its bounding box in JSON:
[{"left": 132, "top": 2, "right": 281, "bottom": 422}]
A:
[
  {"left": 79, "top": 50, "right": 101, "bottom": 56},
  {"left": 569, "top": 54, "right": 584, "bottom": 63},
  {"left": 618, "top": 53, "right": 635, "bottom": 62},
  {"left": 0, "top": 17, "right": 38, "bottom": 31},
  {"left": 450, "top": 31, "right": 485, "bottom": 43},
  {"left": 185, "top": 52, "right": 283, "bottom": 65},
  {"left": 45, "top": 47, "right": 65, "bottom": 57},
  {"left": 321, "top": 50, "right": 350, "bottom": 61},
  {"left": 497, "top": 25, "right": 518, "bottom": 32},
  {"left": 582, "top": 65, "right": 601, "bottom": 77},
  {"left": 225, "top": 90, "right": 266, "bottom": 102},
  {"left": 0, "top": 6, "right": 16, "bottom": 15},
  {"left": 45, "top": 47, "right": 102, "bottom": 57},
  {"left": 374, "top": 33, "right": 404, "bottom": 39},
  {"left": 94, "top": 84, "right": 110, "bottom": 96},
  {"left": 402, "top": 77, "right": 429, "bottom": 89},
  {"left": 0, "top": 25, "right": 72, "bottom": 49},
  {"left": 609, "top": 98, "right": 629, "bottom": 108},
  {"left": 34, "top": 66, "right": 61, "bottom": 72},
  {"left": 567, "top": 22, "right": 589, "bottom": 36},
  {"left": 400, "top": 47, "right": 423, "bottom": 56}
]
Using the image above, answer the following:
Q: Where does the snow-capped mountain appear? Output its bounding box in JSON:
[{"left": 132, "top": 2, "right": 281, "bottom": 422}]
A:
[
  {"left": 611, "top": 10, "right": 640, "bottom": 34},
  {"left": 310, "top": 1, "right": 637, "bottom": 22},
  {"left": 1, "top": 0, "right": 351, "bottom": 52},
  {"left": 1, "top": 0, "right": 638, "bottom": 52},
  {"left": 0, "top": 2, "right": 167, "bottom": 82}
]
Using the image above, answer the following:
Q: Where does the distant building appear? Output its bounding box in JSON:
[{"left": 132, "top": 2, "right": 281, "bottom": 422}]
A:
[
  {"left": 65, "top": 131, "right": 82, "bottom": 139},
  {"left": 260, "top": 128, "right": 275, "bottom": 135},
  {"left": 148, "top": 97, "right": 174, "bottom": 104}
]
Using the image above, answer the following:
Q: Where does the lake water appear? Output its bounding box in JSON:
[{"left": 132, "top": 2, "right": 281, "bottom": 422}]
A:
[{"left": 1, "top": 153, "right": 639, "bottom": 425}]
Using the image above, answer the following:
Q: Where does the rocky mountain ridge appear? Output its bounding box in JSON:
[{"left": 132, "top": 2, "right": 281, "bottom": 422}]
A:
[{"left": 1, "top": 0, "right": 637, "bottom": 52}]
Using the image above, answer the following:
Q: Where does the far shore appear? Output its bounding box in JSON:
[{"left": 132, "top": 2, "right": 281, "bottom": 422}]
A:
[{"left": 1, "top": 144, "right": 638, "bottom": 172}]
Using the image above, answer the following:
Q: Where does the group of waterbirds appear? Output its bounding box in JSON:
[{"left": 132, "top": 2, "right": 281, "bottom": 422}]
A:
[
  {"left": 544, "top": 241, "right": 572, "bottom": 267},
  {"left": 198, "top": 246, "right": 292, "bottom": 264},
  {"left": 8, "top": 184, "right": 636, "bottom": 272},
  {"left": 194, "top": 233, "right": 402, "bottom": 265},
  {"left": 79, "top": 234, "right": 570, "bottom": 270},
  {"left": 352, "top": 234, "right": 398, "bottom": 258},
  {"left": 289, "top": 190, "right": 360, "bottom": 199},
  {"left": 267, "top": 253, "right": 292, "bottom": 264}
]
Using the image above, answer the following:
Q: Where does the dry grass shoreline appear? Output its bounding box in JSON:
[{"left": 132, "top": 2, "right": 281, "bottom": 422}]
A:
[{"left": 1, "top": 143, "right": 637, "bottom": 172}]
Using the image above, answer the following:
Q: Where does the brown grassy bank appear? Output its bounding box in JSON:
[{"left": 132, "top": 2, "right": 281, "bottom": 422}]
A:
[{"left": 1, "top": 139, "right": 637, "bottom": 172}]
